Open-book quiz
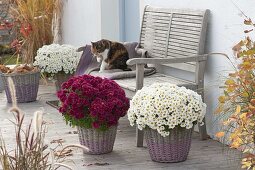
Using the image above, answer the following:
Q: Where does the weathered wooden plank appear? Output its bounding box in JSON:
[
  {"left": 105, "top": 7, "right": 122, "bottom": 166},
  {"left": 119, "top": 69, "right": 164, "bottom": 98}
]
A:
[
  {"left": 171, "top": 20, "right": 202, "bottom": 28},
  {"left": 169, "top": 38, "right": 199, "bottom": 47},
  {"left": 169, "top": 34, "right": 200, "bottom": 43},
  {"left": 168, "top": 49, "right": 197, "bottom": 57},
  {"left": 145, "top": 6, "right": 205, "bottom": 16},
  {"left": 171, "top": 24, "right": 202, "bottom": 32},
  {"left": 173, "top": 13, "right": 203, "bottom": 20},
  {"left": 168, "top": 41, "right": 199, "bottom": 51},
  {"left": 170, "top": 27, "right": 201, "bottom": 35},
  {"left": 168, "top": 45, "right": 198, "bottom": 54},
  {"left": 170, "top": 31, "right": 201, "bottom": 39},
  {"left": 172, "top": 17, "right": 203, "bottom": 24}
]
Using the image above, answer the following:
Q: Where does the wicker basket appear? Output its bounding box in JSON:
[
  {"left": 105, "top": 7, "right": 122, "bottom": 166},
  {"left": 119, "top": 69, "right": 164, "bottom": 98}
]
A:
[
  {"left": 77, "top": 126, "right": 117, "bottom": 155},
  {"left": 1, "top": 71, "right": 40, "bottom": 103},
  {"left": 54, "top": 72, "right": 73, "bottom": 91},
  {"left": 145, "top": 127, "right": 193, "bottom": 163}
]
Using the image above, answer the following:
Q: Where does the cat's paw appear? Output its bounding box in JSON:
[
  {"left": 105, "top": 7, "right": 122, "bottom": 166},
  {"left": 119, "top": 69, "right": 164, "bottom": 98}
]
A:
[{"left": 99, "top": 70, "right": 104, "bottom": 73}]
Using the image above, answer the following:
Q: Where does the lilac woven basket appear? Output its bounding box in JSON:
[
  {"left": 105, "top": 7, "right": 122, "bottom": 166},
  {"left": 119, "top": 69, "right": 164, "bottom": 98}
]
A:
[
  {"left": 145, "top": 127, "right": 193, "bottom": 163},
  {"left": 77, "top": 126, "right": 117, "bottom": 155},
  {"left": 1, "top": 71, "right": 40, "bottom": 103}
]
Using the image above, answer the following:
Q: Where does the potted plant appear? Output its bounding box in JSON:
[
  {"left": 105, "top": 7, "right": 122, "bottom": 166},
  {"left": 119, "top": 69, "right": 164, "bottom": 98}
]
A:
[
  {"left": 57, "top": 75, "right": 130, "bottom": 154},
  {"left": 0, "top": 64, "right": 40, "bottom": 103},
  {"left": 33, "top": 44, "right": 81, "bottom": 91},
  {"left": 128, "top": 83, "right": 206, "bottom": 163}
]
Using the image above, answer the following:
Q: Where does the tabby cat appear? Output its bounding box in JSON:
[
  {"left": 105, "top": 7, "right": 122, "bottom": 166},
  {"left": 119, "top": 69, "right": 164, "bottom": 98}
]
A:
[{"left": 91, "top": 39, "right": 131, "bottom": 72}]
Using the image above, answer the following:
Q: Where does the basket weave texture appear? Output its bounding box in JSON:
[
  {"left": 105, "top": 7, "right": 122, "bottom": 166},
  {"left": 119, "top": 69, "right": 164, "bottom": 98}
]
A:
[
  {"left": 77, "top": 126, "right": 117, "bottom": 155},
  {"left": 1, "top": 71, "right": 40, "bottom": 103},
  {"left": 145, "top": 127, "right": 193, "bottom": 163}
]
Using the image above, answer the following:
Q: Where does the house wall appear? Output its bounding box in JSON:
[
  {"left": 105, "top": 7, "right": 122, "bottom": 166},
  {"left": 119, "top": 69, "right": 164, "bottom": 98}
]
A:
[
  {"left": 62, "top": 0, "right": 121, "bottom": 46},
  {"left": 141, "top": 0, "right": 255, "bottom": 137},
  {"left": 101, "top": 0, "right": 121, "bottom": 41},
  {"left": 123, "top": 0, "right": 140, "bottom": 42},
  {"left": 62, "top": 0, "right": 102, "bottom": 46}
]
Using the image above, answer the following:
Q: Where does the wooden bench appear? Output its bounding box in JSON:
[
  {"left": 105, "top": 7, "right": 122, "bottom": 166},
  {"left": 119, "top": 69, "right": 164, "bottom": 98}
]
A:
[{"left": 114, "top": 6, "right": 210, "bottom": 147}]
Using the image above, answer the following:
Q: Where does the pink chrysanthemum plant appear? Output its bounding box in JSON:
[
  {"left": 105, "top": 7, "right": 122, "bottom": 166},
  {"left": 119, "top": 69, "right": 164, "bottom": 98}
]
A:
[{"left": 57, "top": 75, "right": 130, "bottom": 131}]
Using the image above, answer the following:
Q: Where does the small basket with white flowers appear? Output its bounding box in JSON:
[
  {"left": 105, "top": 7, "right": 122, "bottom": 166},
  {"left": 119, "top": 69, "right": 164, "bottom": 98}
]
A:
[
  {"left": 33, "top": 44, "right": 81, "bottom": 90},
  {"left": 128, "top": 83, "right": 206, "bottom": 163}
]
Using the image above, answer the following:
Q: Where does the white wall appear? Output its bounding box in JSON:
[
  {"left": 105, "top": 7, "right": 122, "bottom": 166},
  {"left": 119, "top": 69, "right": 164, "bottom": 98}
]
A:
[
  {"left": 62, "top": 0, "right": 121, "bottom": 46},
  {"left": 101, "top": 0, "right": 120, "bottom": 41},
  {"left": 123, "top": 0, "right": 140, "bottom": 42},
  {"left": 141, "top": 0, "right": 255, "bottom": 137},
  {"left": 62, "top": 0, "right": 101, "bottom": 46}
]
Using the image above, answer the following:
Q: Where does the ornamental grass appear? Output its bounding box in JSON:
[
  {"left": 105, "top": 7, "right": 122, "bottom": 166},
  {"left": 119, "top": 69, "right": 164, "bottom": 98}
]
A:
[
  {"left": 0, "top": 77, "right": 88, "bottom": 170},
  {"left": 9, "top": 0, "right": 62, "bottom": 64}
]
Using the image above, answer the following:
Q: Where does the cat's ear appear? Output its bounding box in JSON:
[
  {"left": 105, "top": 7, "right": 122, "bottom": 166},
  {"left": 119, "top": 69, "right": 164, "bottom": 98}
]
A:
[{"left": 91, "top": 41, "right": 95, "bottom": 46}]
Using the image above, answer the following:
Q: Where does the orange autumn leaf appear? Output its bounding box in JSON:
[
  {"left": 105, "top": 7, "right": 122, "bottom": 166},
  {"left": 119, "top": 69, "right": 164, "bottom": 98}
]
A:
[
  {"left": 250, "top": 99, "right": 255, "bottom": 106},
  {"left": 244, "top": 18, "right": 252, "bottom": 25},
  {"left": 215, "top": 131, "right": 225, "bottom": 138}
]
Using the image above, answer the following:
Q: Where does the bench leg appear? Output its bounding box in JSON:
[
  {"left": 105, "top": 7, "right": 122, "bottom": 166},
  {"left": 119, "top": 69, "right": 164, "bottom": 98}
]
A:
[
  {"left": 136, "top": 127, "right": 144, "bottom": 147},
  {"left": 198, "top": 117, "right": 208, "bottom": 140}
]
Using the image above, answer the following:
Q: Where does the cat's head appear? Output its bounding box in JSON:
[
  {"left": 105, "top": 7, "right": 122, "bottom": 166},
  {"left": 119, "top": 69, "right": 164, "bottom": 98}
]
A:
[{"left": 91, "top": 39, "right": 109, "bottom": 56}]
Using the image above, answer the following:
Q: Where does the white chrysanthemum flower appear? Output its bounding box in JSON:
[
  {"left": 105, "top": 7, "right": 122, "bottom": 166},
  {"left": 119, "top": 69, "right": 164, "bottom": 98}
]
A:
[
  {"left": 127, "top": 83, "right": 206, "bottom": 137},
  {"left": 33, "top": 44, "right": 82, "bottom": 77}
]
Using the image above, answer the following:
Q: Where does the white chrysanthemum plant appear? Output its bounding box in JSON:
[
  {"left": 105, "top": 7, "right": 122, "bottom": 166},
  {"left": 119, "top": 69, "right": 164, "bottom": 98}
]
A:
[
  {"left": 33, "top": 44, "right": 81, "bottom": 77},
  {"left": 128, "top": 83, "right": 206, "bottom": 137}
]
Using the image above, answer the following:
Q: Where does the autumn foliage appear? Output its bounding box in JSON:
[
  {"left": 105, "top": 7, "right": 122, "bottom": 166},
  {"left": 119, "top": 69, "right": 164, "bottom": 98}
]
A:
[{"left": 216, "top": 18, "right": 255, "bottom": 169}]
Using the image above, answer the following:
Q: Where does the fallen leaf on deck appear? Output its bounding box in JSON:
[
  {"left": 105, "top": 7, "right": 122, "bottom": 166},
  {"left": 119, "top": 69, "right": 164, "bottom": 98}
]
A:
[
  {"left": 83, "top": 162, "right": 110, "bottom": 166},
  {"left": 50, "top": 139, "right": 65, "bottom": 144}
]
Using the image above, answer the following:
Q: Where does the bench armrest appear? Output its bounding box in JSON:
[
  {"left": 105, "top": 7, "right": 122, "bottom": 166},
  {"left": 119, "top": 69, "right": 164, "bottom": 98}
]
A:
[
  {"left": 127, "top": 54, "right": 208, "bottom": 66},
  {"left": 135, "top": 46, "right": 147, "bottom": 58}
]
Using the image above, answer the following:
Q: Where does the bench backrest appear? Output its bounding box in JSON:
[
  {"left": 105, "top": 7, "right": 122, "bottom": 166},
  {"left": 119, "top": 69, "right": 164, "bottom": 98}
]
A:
[{"left": 140, "top": 6, "right": 209, "bottom": 73}]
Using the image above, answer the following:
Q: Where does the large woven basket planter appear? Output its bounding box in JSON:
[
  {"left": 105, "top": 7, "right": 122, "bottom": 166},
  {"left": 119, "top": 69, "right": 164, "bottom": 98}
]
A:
[
  {"left": 1, "top": 71, "right": 40, "bottom": 103},
  {"left": 54, "top": 72, "right": 73, "bottom": 91},
  {"left": 77, "top": 126, "right": 117, "bottom": 155},
  {"left": 145, "top": 127, "right": 193, "bottom": 163}
]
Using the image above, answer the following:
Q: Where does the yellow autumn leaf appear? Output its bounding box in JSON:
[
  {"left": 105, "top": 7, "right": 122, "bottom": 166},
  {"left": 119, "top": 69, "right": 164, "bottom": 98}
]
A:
[
  {"left": 218, "top": 96, "right": 226, "bottom": 103},
  {"left": 215, "top": 131, "right": 225, "bottom": 138},
  {"left": 239, "top": 112, "right": 247, "bottom": 120},
  {"left": 227, "top": 86, "right": 235, "bottom": 93},
  {"left": 230, "top": 141, "right": 241, "bottom": 149},
  {"left": 225, "top": 79, "right": 235, "bottom": 85},
  {"left": 235, "top": 105, "right": 241, "bottom": 114},
  {"left": 242, "top": 92, "right": 249, "bottom": 97}
]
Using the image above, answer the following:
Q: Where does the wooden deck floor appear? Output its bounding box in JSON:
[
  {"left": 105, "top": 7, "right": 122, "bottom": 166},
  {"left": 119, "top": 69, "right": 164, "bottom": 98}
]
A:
[{"left": 0, "top": 85, "right": 242, "bottom": 170}]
